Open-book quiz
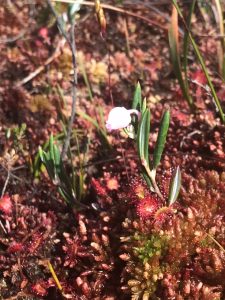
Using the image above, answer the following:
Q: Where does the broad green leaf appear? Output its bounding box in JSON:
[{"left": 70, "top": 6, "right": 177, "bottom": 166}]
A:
[
  {"left": 44, "top": 152, "right": 55, "bottom": 180},
  {"left": 132, "top": 82, "right": 142, "bottom": 110},
  {"left": 153, "top": 110, "right": 170, "bottom": 169},
  {"left": 143, "top": 110, "right": 150, "bottom": 163},
  {"left": 168, "top": 166, "right": 181, "bottom": 205},
  {"left": 137, "top": 109, "right": 150, "bottom": 166}
]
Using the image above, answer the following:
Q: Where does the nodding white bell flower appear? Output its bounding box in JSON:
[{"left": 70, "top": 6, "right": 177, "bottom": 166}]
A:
[{"left": 106, "top": 107, "right": 140, "bottom": 131}]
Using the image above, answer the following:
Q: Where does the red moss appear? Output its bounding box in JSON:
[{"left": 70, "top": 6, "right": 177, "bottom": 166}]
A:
[
  {"left": 32, "top": 280, "right": 49, "bottom": 297},
  {"left": 7, "top": 242, "right": 24, "bottom": 253},
  {"left": 154, "top": 206, "right": 174, "bottom": 227},
  {"left": 27, "top": 232, "right": 45, "bottom": 254},
  {"left": 91, "top": 178, "right": 107, "bottom": 196},
  {"left": 0, "top": 194, "right": 12, "bottom": 215}
]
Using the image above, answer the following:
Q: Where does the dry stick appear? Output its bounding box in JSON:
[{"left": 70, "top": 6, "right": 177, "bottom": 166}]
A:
[
  {"left": 0, "top": 220, "right": 7, "bottom": 234},
  {"left": 64, "top": 22, "right": 78, "bottom": 160},
  {"left": 47, "top": 0, "right": 77, "bottom": 160},
  {"left": 0, "top": 30, "right": 27, "bottom": 44},
  {"left": 16, "top": 38, "right": 66, "bottom": 87},
  {"left": 52, "top": 0, "right": 168, "bottom": 32},
  {"left": 1, "top": 171, "right": 10, "bottom": 197}
]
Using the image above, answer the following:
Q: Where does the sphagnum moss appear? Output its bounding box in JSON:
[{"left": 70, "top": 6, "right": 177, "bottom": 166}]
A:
[{"left": 121, "top": 170, "right": 225, "bottom": 299}]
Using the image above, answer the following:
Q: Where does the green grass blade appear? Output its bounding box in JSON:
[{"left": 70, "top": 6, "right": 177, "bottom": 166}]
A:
[
  {"left": 168, "top": 166, "right": 181, "bottom": 205},
  {"left": 153, "top": 110, "right": 170, "bottom": 169},
  {"left": 77, "top": 53, "right": 93, "bottom": 101},
  {"left": 141, "top": 167, "right": 153, "bottom": 189},
  {"left": 183, "top": 0, "right": 197, "bottom": 86},
  {"left": 141, "top": 97, "right": 147, "bottom": 113},
  {"left": 168, "top": 5, "right": 193, "bottom": 109},
  {"left": 172, "top": 0, "right": 225, "bottom": 123},
  {"left": 77, "top": 110, "right": 99, "bottom": 128},
  {"left": 214, "top": 0, "right": 225, "bottom": 79},
  {"left": 77, "top": 110, "right": 110, "bottom": 148},
  {"left": 53, "top": 144, "right": 60, "bottom": 165},
  {"left": 49, "top": 134, "right": 54, "bottom": 162}
]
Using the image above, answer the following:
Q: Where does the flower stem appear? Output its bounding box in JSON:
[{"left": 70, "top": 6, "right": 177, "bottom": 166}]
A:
[{"left": 142, "top": 159, "right": 164, "bottom": 200}]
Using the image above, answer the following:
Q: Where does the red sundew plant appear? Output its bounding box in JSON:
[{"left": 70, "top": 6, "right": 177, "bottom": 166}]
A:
[
  {"left": 0, "top": 194, "right": 12, "bottom": 215},
  {"left": 120, "top": 170, "right": 225, "bottom": 299},
  {"left": 136, "top": 196, "right": 159, "bottom": 219},
  {"left": 105, "top": 83, "right": 184, "bottom": 299}
]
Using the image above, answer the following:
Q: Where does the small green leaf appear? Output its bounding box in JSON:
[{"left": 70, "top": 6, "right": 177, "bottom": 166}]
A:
[
  {"left": 53, "top": 144, "right": 60, "bottom": 166},
  {"left": 38, "top": 146, "right": 44, "bottom": 161},
  {"left": 49, "top": 134, "right": 54, "bottom": 162},
  {"left": 153, "top": 110, "right": 170, "bottom": 169},
  {"left": 132, "top": 82, "right": 142, "bottom": 110},
  {"left": 137, "top": 109, "right": 150, "bottom": 165},
  {"left": 183, "top": 0, "right": 196, "bottom": 86},
  {"left": 143, "top": 110, "right": 150, "bottom": 163},
  {"left": 168, "top": 166, "right": 181, "bottom": 205}
]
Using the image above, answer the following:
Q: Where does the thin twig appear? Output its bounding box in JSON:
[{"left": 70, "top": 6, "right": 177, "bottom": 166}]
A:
[
  {"left": 62, "top": 22, "right": 77, "bottom": 159},
  {"left": 52, "top": 0, "right": 168, "bottom": 31},
  {"left": 16, "top": 38, "right": 66, "bottom": 87},
  {"left": 47, "top": 0, "right": 71, "bottom": 45},
  {"left": 47, "top": 0, "right": 77, "bottom": 159},
  {"left": 0, "top": 30, "right": 27, "bottom": 44},
  {"left": 1, "top": 171, "right": 10, "bottom": 197},
  {"left": 0, "top": 220, "right": 7, "bottom": 234}
]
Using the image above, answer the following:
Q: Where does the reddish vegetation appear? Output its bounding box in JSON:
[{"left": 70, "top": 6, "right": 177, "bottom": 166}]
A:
[
  {"left": 1, "top": 1, "right": 225, "bottom": 300},
  {"left": 0, "top": 195, "right": 12, "bottom": 215}
]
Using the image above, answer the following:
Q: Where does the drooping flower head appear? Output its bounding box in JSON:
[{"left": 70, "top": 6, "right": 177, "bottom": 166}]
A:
[{"left": 106, "top": 107, "right": 140, "bottom": 131}]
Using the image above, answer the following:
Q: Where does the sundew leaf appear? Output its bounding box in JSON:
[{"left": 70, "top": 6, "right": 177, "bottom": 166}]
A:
[
  {"left": 137, "top": 109, "right": 150, "bottom": 166},
  {"left": 132, "top": 82, "right": 142, "bottom": 110},
  {"left": 153, "top": 110, "right": 170, "bottom": 169},
  {"left": 168, "top": 166, "right": 181, "bottom": 205}
]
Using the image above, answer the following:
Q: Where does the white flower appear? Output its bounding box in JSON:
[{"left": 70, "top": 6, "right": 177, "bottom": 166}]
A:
[{"left": 106, "top": 107, "right": 140, "bottom": 131}]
